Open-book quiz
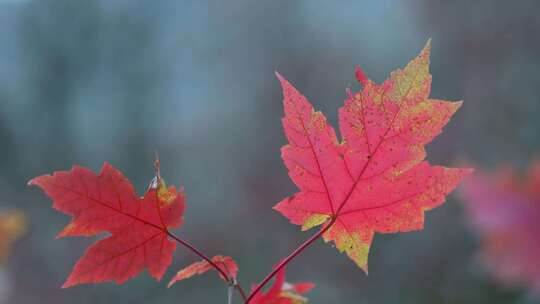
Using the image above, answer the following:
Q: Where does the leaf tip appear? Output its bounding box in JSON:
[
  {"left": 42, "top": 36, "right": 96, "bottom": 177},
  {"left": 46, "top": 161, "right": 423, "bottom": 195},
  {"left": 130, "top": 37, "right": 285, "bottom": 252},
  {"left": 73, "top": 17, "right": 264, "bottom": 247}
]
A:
[
  {"left": 272, "top": 197, "right": 289, "bottom": 211},
  {"left": 362, "top": 265, "right": 369, "bottom": 275},
  {"left": 275, "top": 71, "right": 289, "bottom": 88},
  {"left": 356, "top": 256, "right": 370, "bottom": 275},
  {"left": 100, "top": 161, "right": 115, "bottom": 174},
  {"left": 423, "top": 38, "right": 432, "bottom": 56},
  {"left": 61, "top": 279, "right": 74, "bottom": 289},
  {"left": 354, "top": 65, "right": 369, "bottom": 86},
  {"left": 27, "top": 174, "right": 47, "bottom": 187}
]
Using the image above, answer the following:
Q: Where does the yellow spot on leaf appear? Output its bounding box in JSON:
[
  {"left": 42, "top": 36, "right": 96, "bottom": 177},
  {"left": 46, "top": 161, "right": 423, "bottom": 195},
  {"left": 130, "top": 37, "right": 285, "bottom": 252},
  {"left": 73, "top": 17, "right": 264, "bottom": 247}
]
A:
[
  {"left": 389, "top": 39, "right": 431, "bottom": 103},
  {"left": 301, "top": 214, "right": 330, "bottom": 231},
  {"left": 324, "top": 227, "right": 371, "bottom": 273},
  {"left": 157, "top": 179, "right": 177, "bottom": 205}
]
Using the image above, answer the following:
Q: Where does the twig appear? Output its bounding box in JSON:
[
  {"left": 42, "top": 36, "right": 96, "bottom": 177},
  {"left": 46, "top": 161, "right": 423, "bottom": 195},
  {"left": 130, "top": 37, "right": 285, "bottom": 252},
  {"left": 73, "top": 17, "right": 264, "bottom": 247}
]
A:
[
  {"left": 245, "top": 219, "right": 335, "bottom": 303},
  {"left": 154, "top": 153, "right": 247, "bottom": 300},
  {"left": 228, "top": 285, "right": 233, "bottom": 304}
]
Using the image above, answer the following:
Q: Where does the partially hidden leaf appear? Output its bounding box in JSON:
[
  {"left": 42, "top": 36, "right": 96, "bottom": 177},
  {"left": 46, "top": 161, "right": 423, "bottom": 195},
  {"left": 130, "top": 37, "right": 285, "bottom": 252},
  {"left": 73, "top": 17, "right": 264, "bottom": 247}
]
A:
[
  {"left": 28, "top": 162, "right": 185, "bottom": 287},
  {"left": 274, "top": 40, "right": 472, "bottom": 272},
  {"left": 250, "top": 267, "right": 314, "bottom": 304},
  {"left": 168, "top": 255, "right": 238, "bottom": 287},
  {"left": 460, "top": 162, "right": 540, "bottom": 296},
  {"left": 0, "top": 210, "right": 26, "bottom": 264}
]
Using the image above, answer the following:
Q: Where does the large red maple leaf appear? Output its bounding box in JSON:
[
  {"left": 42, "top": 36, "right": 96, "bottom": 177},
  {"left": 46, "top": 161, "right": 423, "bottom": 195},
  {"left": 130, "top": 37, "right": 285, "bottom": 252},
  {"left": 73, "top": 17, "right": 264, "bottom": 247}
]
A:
[
  {"left": 274, "top": 41, "right": 472, "bottom": 272},
  {"left": 460, "top": 162, "right": 540, "bottom": 296},
  {"left": 28, "top": 162, "right": 185, "bottom": 287}
]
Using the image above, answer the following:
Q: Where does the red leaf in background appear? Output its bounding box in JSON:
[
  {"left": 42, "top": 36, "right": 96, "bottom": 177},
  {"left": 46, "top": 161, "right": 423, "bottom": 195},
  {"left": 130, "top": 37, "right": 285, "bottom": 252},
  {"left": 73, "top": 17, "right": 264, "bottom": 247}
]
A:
[
  {"left": 250, "top": 267, "right": 314, "bottom": 304},
  {"left": 28, "top": 162, "right": 185, "bottom": 287},
  {"left": 168, "top": 255, "right": 238, "bottom": 287},
  {"left": 274, "top": 40, "right": 472, "bottom": 272},
  {"left": 460, "top": 162, "right": 540, "bottom": 296}
]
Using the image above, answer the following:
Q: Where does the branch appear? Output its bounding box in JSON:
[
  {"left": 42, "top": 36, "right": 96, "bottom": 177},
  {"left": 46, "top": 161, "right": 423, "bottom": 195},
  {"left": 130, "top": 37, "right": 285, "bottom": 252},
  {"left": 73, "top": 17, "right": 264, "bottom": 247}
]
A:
[
  {"left": 244, "top": 218, "right": 335, "bottom": 303},
  {"left": 235, "top": 282, "right": 248, "bottom": 301},
  {"left": 166, "top": 231, "right": 248, "bottom": 301},
  {"left": 154, "top": 154, "right": 247, "bottom": 301},
  {"left": 166, "top": 231, "right": 231, "bottom": 280}
]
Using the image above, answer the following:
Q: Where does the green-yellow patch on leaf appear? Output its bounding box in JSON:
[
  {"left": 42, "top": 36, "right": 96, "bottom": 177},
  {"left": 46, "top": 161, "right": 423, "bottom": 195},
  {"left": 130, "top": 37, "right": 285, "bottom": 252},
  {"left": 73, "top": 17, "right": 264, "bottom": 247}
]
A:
[
  {"left": 388, "top": 39, "right": 431, "bottom": 104},
  {"left": 157, "top": 179, "right": 179, "bottom": 205},
  {"left": 301, "top": 214, "right": 330, "bottom": 231},
  {"left": 323, "top": 224, "right": 371, "bottom": 273}
]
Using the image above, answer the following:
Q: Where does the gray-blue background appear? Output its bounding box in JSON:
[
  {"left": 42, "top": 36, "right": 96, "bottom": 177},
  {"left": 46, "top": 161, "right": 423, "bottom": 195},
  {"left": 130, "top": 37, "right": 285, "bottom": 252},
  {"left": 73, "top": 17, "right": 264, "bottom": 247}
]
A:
[{"left": 1, "top": 1, "right": 539, "bottom": 303}]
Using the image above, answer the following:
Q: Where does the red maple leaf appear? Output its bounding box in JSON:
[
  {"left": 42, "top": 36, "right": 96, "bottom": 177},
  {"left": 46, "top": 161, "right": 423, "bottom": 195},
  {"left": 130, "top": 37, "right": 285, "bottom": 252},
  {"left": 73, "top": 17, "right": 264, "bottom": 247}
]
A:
[
  {"left": 460, "top": 162, "right": 540, "bottom": 295},
  {"left": 28, "top": 162, "right": 185, "bottom": 287},
  {"left": 250, "top": 267, "right": 314, "bottom": 304},
  {"left": 168, "top": 255, "right": 238, "bottom": 287},
  {"left": 273, "top": 41, "right": 472, "bottom": 272}
]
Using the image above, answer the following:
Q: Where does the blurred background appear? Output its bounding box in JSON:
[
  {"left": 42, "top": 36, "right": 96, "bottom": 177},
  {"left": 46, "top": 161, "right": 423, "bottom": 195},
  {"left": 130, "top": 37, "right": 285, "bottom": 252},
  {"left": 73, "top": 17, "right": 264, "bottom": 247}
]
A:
[{"left": 0, "top": 0, "right": 539, "bottom": 303}]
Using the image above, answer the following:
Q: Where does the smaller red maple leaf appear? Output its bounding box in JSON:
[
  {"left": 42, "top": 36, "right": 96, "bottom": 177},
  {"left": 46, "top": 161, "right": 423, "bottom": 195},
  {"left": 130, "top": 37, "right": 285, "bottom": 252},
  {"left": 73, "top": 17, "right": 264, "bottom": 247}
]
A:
[
  {"left": 250, "top": 267, "right": 314, "bottom": 304},
  {"left": 28, "top": 162, "right": 185, "bottom": 287},
  {"left": 460, "top": 162, "right": 540, "bottom": 296},
  {"left": 168, "top": 255, "right": 238, "bottom": 287}
]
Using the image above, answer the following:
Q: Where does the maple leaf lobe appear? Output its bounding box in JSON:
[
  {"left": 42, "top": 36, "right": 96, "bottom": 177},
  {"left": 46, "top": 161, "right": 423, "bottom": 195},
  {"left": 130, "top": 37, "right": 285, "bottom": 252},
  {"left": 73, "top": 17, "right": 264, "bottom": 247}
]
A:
[
  {"left": 274, "top": 40, "right": 472, "bottom": 273},
  {"left": 29, "top": 162, "right": 185, "bottom": 287},
  {"left": 355, "top": 65, "right": 369, "bottom": 86}
]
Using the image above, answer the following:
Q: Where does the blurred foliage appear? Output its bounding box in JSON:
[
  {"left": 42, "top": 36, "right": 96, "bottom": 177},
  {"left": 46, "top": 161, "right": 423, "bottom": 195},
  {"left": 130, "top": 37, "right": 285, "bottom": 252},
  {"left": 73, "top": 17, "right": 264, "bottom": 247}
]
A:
[{"left": 0, "top": 210, "right": 25, "bottom": 264}]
